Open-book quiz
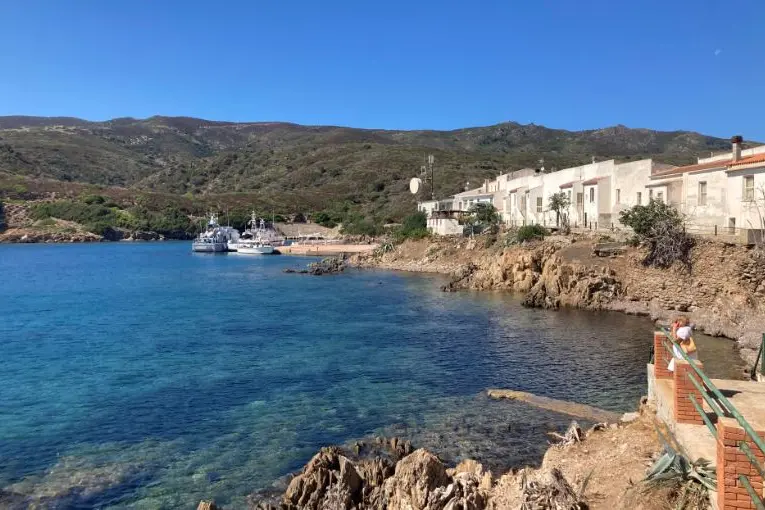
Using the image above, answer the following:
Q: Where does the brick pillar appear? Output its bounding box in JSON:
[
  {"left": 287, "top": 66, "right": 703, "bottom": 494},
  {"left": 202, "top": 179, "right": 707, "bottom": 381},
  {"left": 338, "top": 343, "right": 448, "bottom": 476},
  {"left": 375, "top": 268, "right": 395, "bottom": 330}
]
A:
[
  {"left": 673, "top": 358, "right": 705, "bottom": 425},
  {"left": 717, "top": 417, "right": 765, "bottom": 510},
  {"left": 654, "top": 331, "right": 672, "bottom": 379}
]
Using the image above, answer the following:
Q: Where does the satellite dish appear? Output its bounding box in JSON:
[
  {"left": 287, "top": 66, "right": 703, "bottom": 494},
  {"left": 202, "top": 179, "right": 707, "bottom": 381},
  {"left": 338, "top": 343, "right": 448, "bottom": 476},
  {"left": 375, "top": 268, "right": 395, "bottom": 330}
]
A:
[{"left": 409, "top": 177, "right": 422, "bottom": 194}]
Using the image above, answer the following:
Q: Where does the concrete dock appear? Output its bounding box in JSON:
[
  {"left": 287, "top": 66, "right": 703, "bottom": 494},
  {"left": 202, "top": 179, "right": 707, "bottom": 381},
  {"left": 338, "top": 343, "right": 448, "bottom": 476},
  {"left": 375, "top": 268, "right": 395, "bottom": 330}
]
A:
[{"left": 278, "top": 243, "right": 377, "bottom": 256}]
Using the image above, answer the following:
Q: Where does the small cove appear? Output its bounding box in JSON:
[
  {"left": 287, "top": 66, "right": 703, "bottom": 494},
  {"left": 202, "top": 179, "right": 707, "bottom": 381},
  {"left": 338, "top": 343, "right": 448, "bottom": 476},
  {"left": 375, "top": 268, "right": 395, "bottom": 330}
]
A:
[{"left": 0, "top": 242, "right": 744, "bottom": 508}]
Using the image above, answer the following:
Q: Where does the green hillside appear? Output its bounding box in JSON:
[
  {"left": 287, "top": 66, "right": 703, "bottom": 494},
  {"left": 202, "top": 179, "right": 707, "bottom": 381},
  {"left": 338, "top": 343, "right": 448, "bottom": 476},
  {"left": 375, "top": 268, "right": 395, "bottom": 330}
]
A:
[{"left": 0, "top": 116, "right": 736, "bottom": 222}]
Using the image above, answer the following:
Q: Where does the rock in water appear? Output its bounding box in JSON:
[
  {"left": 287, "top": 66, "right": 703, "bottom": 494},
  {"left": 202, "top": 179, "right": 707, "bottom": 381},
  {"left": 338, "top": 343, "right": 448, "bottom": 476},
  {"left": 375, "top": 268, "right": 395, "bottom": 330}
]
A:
[
  {"left": 283, "top": 256, "right": 347, "bottom": 276},
  {"left": 197, "top": 501, "right": 220, "bottom": 510}
]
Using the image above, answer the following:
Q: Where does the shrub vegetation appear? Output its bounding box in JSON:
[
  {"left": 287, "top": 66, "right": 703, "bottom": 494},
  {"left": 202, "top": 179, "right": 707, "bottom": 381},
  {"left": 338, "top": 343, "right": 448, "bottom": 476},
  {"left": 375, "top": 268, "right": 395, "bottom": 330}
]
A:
[
  {"left": 516, "top": 224, "right": 549, "bottom": 242},
  {"left": 619, "top": 199, "right": 694, "bottom": 270},
  {"left": 393, "top": 211, "right": 429, "bottom": 242}
]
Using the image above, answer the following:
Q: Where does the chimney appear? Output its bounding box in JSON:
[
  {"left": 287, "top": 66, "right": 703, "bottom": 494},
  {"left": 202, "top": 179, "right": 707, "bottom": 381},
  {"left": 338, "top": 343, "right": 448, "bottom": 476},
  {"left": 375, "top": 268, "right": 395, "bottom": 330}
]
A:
[{"left": 732, "top": 135, "right": 743, "bottom": 162}]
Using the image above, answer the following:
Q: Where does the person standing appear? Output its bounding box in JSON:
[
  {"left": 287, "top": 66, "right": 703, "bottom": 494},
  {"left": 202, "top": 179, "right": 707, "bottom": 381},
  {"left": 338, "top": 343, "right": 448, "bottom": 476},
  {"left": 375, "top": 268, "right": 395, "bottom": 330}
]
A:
[{"left": 669, "top": 324, "right": 699, "bottom": 372}]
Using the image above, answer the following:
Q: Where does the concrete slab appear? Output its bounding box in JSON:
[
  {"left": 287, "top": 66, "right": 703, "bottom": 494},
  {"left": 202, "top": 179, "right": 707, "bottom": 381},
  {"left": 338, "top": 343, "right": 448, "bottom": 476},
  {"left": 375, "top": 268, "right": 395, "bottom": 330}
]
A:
[
  {"left": 647, "top": 367, "right": 765, "bottom": 510},
  {"left": 710, "top": 378, "right": 765, "bottom": 430},
  {"left": 653, "top": 377, "right": 718, "bottom": 463}
]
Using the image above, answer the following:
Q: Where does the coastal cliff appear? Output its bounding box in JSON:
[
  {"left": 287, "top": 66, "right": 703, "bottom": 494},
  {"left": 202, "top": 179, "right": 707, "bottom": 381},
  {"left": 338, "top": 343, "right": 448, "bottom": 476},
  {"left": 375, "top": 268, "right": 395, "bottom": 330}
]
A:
[{"left": 354, "top": 236, "right": 765, "bottom": 363}]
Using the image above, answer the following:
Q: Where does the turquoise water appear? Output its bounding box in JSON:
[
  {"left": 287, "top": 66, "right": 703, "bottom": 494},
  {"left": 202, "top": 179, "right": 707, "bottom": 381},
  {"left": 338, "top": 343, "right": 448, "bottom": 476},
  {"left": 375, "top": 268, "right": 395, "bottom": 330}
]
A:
[{"left": 0, "top": 243, "right": 731, "bottom": 508}]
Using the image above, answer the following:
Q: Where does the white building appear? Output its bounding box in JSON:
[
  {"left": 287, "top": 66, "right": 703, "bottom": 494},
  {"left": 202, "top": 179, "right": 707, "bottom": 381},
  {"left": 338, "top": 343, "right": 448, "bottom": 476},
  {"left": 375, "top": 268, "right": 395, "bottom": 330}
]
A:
[
  {"left": 648, "top": 138, "right": 765, "bottom": 239},
  {"left": 417, "top": 137, "right": 765, "bottom": 242}
]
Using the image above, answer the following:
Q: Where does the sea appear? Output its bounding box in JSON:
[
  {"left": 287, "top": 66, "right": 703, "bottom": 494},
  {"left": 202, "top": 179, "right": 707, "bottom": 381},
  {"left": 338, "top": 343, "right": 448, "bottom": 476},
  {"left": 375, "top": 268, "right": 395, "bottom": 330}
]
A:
[{"left": 0, "top": 242, "right": 744, "bottom": 508}]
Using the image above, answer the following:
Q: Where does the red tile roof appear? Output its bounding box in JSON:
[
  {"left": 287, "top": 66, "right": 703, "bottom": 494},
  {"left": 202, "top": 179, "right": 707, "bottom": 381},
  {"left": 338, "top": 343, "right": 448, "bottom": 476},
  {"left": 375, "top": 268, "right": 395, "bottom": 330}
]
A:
[
  {"left": 728, "top": 153, "right": 765, "bottom": 169},
  {"left": 559, "top": 181, "right": 576, "bottom": 189},
  {"left": 581, "top": 177, "right": 605, "bottom": 186},
  {"left": 651, "top": 159, "right": 729, "bottom": 178}
]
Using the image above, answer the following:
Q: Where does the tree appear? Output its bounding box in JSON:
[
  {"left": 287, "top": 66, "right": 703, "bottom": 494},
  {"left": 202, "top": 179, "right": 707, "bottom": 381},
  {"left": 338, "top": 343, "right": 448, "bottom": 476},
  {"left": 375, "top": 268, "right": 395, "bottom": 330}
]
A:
[
  {"left": 468, "top": 203, "right": 500, "bottom": 226},
  {"left": 464, "top": 203, "right": 500, "bottom": 236},
  {"left": 0, "top": 200, "right": 5, "bottom": 231},
  {"left": 619, "top": 199, "right": 694, "bottom": 270},
  {"left": 548, "top": 192, "right": 570, "bottom": 227}
]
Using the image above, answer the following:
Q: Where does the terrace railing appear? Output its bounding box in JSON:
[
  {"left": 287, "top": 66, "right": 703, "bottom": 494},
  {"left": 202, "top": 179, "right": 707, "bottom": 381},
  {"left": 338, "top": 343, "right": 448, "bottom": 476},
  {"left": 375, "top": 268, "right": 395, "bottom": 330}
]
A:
[{"left": 654, "top": 327, "right": 765, "bottom": 509}]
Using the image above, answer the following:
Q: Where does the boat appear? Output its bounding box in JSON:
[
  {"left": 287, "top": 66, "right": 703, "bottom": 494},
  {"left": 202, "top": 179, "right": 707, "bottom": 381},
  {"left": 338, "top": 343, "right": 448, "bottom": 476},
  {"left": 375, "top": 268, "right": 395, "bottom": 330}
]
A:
[
  {"left": 228, "top": 212, "right": 282, "bottom": 252},
  {"left": 237, "top": 239, "right": 275, "bottom": 255},
  {"left": 192, "top": 213, "right": 240, "bottom": 253},
  {"left": 233, "top": 214, "right": 276, "bottom": 255}
]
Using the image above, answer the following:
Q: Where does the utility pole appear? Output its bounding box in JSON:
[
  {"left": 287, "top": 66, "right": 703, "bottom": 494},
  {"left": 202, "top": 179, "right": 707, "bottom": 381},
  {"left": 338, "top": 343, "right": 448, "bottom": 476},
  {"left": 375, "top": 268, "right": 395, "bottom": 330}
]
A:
[{"left": 427, "top": 154, "right": 435, "bottom": 200}]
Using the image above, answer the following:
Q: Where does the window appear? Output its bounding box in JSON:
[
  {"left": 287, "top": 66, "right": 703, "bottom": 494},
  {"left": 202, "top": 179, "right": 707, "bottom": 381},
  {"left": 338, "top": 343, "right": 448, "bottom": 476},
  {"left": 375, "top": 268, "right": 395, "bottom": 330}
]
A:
[
  {"left": 649, "top": 189, "right": 654, "bottom": 201},
  {"left": 636, "top": 192, "right": 642, "bottom": 205},
  {"left": 567, "top": 190, "right": 572, "bottom": 202},
  {"left": 744, "top": 176, "right": 755, "bottom": 201},
  {"left": 576, "top": 192, "right": 584, "bottom": 207},
  {"left": 589, "top": 187, "right": 595, "bottom": 203},
  {"left": 536, "top": 197, "right": 543, "bottom": 213},
  {"left": 657, "top": 191, "right": 664, "bottom": 203},
  {"left": 698, "top": 182, "right": 707, "bottom": 206},
  {"left": 616, "top": 189, "right": 621, "bottom": 203}
]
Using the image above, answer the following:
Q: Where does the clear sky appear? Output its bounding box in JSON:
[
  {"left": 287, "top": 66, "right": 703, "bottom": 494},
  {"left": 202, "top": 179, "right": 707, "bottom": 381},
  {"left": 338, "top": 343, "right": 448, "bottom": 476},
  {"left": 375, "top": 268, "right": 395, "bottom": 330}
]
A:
[{"left": 1, "top": 0, "right": 763, "bottom": 139}]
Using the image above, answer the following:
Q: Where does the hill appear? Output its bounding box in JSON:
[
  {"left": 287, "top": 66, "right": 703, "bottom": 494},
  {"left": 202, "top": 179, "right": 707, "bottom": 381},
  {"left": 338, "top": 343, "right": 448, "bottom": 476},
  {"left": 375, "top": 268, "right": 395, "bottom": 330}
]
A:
[{"left": 0, "top": 115, "right": 737, "bottom": 221}]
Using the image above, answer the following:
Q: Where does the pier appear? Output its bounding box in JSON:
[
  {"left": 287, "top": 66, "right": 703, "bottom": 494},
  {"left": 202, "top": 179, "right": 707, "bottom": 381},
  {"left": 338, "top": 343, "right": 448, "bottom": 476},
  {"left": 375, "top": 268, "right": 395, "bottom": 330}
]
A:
[
  {"left": 648, "top": 329, "right": 765, "bottom": 510},
  {"left": 278, "top": 243, "right": 377, "bottom": 257}
]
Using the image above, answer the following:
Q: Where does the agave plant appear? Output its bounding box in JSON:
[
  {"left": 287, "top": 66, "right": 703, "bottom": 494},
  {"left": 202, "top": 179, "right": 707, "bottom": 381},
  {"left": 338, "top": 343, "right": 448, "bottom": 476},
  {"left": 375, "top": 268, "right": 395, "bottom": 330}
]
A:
[{"left": 643, "top": 445, "right": 716, "bottom": 509}]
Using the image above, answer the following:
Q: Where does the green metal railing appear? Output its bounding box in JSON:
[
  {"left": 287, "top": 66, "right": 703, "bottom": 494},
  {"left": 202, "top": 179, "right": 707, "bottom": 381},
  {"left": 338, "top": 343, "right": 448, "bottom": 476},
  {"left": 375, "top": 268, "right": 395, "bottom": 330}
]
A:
[
  {"left": 657, "top": 327, "right": 765, "bottom": 507},
  {"left": 750, "top": 334, "right": 765, "bottom": 381}
]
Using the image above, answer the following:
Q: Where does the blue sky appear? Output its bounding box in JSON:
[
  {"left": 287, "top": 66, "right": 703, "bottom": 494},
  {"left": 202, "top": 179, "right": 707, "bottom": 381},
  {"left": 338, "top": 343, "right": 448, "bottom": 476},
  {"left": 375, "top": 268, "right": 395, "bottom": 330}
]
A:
[{"left": 1, "top": 0, "right": 763, "bottom": 139}]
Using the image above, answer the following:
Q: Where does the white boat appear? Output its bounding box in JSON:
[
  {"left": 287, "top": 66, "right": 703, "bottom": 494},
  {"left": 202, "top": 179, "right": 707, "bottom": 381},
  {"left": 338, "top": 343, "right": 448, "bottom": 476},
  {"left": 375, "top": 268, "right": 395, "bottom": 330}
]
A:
[
  {"left": 229, "top": 213, "right": 280, "bottom": 254},
  {"left": 192, "top": 214, "right": 240, "bottom": 253},
  {"left": 237, "top": 241, "right": 275, "bottom": 255}
]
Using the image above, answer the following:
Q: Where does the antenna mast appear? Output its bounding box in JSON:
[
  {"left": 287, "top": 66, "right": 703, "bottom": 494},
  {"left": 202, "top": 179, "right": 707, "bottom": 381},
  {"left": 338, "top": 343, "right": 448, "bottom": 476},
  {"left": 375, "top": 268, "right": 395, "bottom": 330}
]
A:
[{"left": 427, "top": 154, "right": 435, "bottom": 200}]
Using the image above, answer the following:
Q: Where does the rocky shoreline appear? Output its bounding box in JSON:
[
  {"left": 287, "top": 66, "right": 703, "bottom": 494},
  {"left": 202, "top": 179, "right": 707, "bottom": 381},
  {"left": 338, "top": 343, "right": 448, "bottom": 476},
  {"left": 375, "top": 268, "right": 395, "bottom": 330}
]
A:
[
  {"left": 199, "top": 402, "right": 659, "bottom": 510},
  {"left": 0, "top": 227, "right": 182, "bottom": 243},
  {"left": 353, "top": 235, "right": 765, "bottom": 365}
]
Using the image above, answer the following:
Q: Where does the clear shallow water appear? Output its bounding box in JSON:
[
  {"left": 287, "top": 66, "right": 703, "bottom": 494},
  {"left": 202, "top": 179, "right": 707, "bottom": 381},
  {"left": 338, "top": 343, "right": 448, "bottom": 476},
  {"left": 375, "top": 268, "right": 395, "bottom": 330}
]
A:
[{"left": 0, "top": 243, "right": 741, "bottom": 508}]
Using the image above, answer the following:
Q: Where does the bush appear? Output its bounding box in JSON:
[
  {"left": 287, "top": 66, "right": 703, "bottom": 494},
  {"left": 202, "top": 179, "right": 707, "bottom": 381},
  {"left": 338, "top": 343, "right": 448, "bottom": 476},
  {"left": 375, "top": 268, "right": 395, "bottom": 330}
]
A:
[
  {"left": 385, "top": 212, "right": 429, "bottom": 243},
  {"left": 34, "top": 217, "right": 56, "bottom": 227},
  {"left": 0, "top": 201, "right": 4, "bottom": 231},
  {"left": 146, "top": 207, "right": 194, "bottom": 237},
  {"left": 312, "top": 211, "right": 339, "bottom": 228},
  {"left": 619, "top": 199, "right": 694, "bottom": 270},
  {"left": 619, "top": 200, "right": 683, "bottom": 239},
  {"left": 31, "top": 200, "right": 116, "bottom": 228},
  {"left": 341, "top": 213, "right": 382, "bottom": 236},
  {"left": 516, "top": 225, "right": 548, "bottom": 242},
  {"left": 81, "top": 194, "right": 106, "bottom": 205}
]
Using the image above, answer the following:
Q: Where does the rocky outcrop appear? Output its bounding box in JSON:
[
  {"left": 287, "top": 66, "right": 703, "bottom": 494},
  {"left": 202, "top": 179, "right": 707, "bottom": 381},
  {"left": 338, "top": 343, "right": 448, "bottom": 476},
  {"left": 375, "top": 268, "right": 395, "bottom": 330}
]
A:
[
  {"left": 0, "top": 228, "right": 102, "bottom": 243},
  {"left": 241, "top": 437, "right": 502, "bottom": 510},
  {"left": 382, "top": 450, "right": 451, "bottom": 509},
  {"left": 284, "top": 256, "right": 347, "bottom": 276},
  {"left": 439, "top": 244, "right": 621, "bottom": 311}
]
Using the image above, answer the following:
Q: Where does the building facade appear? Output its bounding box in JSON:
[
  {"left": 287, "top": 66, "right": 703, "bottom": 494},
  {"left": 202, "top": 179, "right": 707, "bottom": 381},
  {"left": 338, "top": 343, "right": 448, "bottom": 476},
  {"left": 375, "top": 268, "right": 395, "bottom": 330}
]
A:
[{"left": 417, "top": 138, "right": 765, "bottom": 240}]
